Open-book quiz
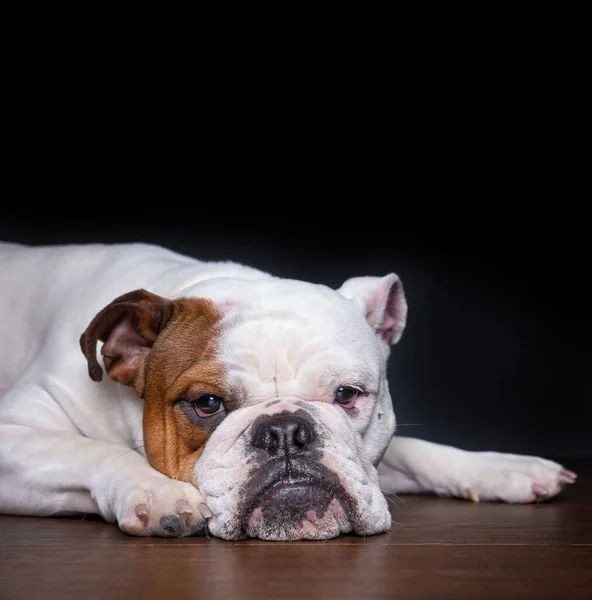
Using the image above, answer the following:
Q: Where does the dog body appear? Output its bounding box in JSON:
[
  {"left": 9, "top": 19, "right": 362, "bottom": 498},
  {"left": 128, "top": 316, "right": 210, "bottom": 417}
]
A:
[{"left": 0, "top": 243, "right": 576, "bottom": 540}]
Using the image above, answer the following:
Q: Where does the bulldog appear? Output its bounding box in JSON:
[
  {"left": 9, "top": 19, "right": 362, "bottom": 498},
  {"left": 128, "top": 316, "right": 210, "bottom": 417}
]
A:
[{"left": 0, "top": 242, "right": 577, "bottom": 540}]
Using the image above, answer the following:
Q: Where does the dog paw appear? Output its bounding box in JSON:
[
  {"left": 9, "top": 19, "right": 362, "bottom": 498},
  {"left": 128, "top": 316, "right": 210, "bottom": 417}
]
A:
[
  {"left": 461, "top": 453, "right": 577, "bottom": 504},
  {"left": 117, "top": 477, "right": 212, "bottom": 537}
]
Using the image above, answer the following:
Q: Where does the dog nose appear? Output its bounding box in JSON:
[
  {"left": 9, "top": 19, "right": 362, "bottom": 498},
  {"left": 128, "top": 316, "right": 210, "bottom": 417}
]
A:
[{"left": 251, "top": 414, "right": 315, "bottom": 455}]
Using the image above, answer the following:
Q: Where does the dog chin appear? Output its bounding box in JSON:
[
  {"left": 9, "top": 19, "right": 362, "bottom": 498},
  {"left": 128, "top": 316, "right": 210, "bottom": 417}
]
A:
[
  {"left": 244, "top": 492, "right": 353, "bottom": 541},
  {"left": 202, "top": 455, "right": 393, "bottom": 540},
  {"left": 207, "top": 493, "right": 391, "bottom": 541},
  {"left": 227, "top": 457, "right": 353, "bottom": 540},
  {"left": 246, "top": 498, "right": 394, "bottom": 541}
]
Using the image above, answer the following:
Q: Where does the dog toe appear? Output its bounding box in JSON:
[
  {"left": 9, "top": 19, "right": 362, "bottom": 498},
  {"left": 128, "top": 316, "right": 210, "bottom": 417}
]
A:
[{"left": 117, "top": 478, "right": 211, "bottom": 537}]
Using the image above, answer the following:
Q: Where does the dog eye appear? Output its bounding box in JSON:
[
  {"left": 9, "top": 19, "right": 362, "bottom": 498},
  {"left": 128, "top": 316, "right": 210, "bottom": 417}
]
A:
[
  {"left": 334, "top": 386, "right": 360, "bottom": 408},
  {"left": 192, "top": 394, "right": 225, "bottom": 417}
]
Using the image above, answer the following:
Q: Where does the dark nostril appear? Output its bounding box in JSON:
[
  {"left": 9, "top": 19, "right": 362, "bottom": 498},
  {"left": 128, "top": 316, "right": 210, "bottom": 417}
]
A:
[
  {"left": 252, "top": 414, "right": 315, "bottom": 454},
  {"left": 295, "top": 424, "right": 310, "bottom": 446},
  {"left": 261, "top": 428, "right": 277, "bottom": 450}
]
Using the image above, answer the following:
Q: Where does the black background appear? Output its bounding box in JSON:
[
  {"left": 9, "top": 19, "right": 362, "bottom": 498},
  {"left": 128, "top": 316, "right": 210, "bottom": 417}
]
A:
[
  {"left": 1, "top": 211, "right": 589, "bottom": 458},
  {"left": 0, "top": 13, "right": 587, "bottom": 478}
]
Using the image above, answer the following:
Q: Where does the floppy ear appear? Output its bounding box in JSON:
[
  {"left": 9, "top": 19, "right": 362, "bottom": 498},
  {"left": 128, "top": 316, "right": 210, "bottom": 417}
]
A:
[
  {"left": 337, "top": 274, "right": 407, "bottom": 344},
  {"left": 80, "top": 289, "right": 173, "bottom": 393}
]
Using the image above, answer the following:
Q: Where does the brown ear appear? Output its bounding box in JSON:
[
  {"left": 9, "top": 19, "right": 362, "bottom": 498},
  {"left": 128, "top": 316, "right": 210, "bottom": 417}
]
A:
[{"left": 80, "top": 289, "right": 173, "bottom": 393}]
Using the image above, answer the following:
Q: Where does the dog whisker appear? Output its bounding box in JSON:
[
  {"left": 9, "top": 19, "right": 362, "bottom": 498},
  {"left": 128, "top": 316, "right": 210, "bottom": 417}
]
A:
[{"left": 380, "top": 488, "right": 407, "bottom": 507}]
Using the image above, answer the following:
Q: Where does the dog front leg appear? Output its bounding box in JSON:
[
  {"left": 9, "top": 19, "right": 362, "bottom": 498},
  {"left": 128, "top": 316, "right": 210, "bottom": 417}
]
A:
[
  {"left": 0, "top": 424, "right": 210, "bottom": 536},
  {"left": 377, "top": 436, "right": 577, "bottom": 503}
]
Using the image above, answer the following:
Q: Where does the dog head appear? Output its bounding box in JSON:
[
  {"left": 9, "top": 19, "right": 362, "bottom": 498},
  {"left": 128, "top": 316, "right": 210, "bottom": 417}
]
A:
[{"left": 80, "top": 274, "right": 407, "bottom": 540}]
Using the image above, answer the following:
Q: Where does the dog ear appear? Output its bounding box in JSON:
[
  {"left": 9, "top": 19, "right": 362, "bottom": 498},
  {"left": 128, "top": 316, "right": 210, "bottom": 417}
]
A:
[
  {"left": 80, "top": 289, "right": 173, "bottom": 393},
  {"left": 337, "top": 274, "right": 407, "bottom": 344}
]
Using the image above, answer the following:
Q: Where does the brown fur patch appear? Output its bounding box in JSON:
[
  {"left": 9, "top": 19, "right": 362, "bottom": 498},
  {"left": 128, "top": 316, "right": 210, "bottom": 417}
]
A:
[{"left": 141, "top": 297, "right": 225, "bottom": 485}]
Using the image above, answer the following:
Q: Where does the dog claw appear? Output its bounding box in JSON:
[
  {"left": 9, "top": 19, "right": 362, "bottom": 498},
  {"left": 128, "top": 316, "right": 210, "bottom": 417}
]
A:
[
  {"left": 532, "top": 483, "right": 548, "bottom": 496},
  {"left": 199, "top": 503, "right": 213, "bottom": 519},
  {"left": 160, "top": 514, "right": 184, "bottom": 536},
  {"left": 135, "top": 504, "right": 149, "bottom": 521},
  {"left": 465, "top": 488, "right": 479, "bottom": 503},
  {"left": 174, "top": 500, "right": 193, "bottom": 516},
  {"left": 559, "top": 470, "right": 577, "bottom": 484}
]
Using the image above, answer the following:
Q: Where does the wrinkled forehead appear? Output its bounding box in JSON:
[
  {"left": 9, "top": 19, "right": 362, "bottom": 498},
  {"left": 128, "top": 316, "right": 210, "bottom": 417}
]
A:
[{"left": 180, "top": 278, "right": 384, "bottom": 403}]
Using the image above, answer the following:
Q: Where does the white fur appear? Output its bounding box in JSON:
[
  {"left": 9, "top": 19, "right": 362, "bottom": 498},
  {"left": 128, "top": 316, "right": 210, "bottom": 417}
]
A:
[{"left": 0, "top": 243, "right": 576, "bottom": 539}]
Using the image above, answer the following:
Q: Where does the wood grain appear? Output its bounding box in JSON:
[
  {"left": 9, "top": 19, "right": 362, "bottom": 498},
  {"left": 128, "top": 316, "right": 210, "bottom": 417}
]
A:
[{"left": 1, "top": 458, "right": 590, "bottom": 599}]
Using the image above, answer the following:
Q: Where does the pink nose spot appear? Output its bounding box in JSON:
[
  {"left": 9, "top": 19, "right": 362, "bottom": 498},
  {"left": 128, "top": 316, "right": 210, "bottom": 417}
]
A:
[
  {"left": 248, "top": 507, "right": 263, "bottom": 528},
  {"left": 328, "top": 498, "right": 347, "bottom": 523},
  {"left": 299, "top": 517, "right": 320, "bottom": 537}
]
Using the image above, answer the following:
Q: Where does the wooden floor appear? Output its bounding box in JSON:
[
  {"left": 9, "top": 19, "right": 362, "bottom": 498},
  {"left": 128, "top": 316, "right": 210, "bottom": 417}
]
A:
[{"left": 1, "top": 458, "right": 590, "bottom": 600}]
